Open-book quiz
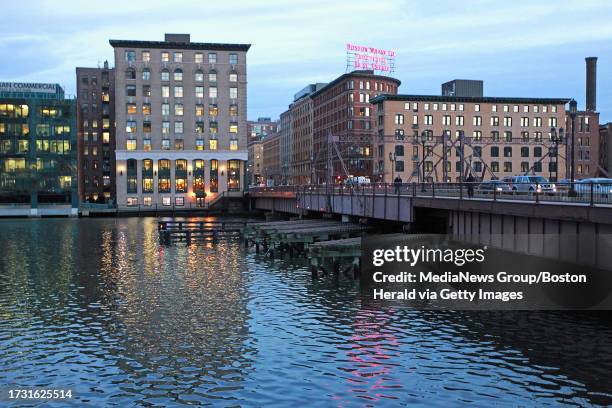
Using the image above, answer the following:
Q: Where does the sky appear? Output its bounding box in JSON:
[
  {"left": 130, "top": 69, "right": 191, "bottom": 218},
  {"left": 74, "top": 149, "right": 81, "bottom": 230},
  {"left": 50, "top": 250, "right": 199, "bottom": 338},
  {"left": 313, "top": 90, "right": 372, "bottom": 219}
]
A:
[{"left": 2, "top": 0, "right": 612, "bottom": 122}]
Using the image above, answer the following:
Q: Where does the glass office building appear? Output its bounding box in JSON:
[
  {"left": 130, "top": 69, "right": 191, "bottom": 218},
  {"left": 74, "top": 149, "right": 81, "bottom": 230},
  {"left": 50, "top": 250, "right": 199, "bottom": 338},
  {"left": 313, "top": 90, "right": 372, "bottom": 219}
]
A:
[{"left": 0, "top": 82, "right": 78, "bottom": 215}]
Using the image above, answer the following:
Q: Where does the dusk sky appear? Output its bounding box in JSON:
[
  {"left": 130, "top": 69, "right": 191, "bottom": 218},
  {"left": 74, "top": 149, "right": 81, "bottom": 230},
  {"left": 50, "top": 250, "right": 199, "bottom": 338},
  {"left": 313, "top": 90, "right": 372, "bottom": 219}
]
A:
[{"left": 2, "top": 0, "right": 612, "bottom": 121}]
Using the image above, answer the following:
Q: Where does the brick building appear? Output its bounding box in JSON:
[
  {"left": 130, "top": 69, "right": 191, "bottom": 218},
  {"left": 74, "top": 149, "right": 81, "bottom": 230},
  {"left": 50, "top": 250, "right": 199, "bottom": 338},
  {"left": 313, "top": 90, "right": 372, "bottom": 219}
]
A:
[
  {"left": 262, "top": 132, "right": 280, "bottom": 184},
  {"left": 371, "top": 94, "right": 570, "bottom": 183},
  {"left": 76, "top": 62, "right": 116, "bottom": 203}
]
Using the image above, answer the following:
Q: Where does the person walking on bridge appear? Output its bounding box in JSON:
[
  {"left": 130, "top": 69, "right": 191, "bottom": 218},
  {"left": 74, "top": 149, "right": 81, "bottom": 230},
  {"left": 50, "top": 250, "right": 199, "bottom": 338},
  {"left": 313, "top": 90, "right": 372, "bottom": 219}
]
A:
[
  {"left": 466, "top": 173, "right": 475, "bottom": 198},
  {"left": 394, "top": 176, "right": 402, "bottom": 194}
]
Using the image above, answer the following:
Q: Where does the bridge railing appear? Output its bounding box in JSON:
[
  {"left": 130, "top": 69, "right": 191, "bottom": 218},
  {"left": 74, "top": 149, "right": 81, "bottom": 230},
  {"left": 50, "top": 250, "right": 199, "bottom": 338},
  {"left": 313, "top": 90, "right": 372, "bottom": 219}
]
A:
[{"left": 250, "top": 181, "right": 612, "bottom": 207}]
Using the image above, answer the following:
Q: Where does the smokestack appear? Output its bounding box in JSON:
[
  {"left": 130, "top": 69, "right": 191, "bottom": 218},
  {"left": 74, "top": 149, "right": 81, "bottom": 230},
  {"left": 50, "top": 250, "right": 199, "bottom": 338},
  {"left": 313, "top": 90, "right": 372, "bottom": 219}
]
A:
[{"left": 586, "top": 57, "right": 597, "bottom": 111}]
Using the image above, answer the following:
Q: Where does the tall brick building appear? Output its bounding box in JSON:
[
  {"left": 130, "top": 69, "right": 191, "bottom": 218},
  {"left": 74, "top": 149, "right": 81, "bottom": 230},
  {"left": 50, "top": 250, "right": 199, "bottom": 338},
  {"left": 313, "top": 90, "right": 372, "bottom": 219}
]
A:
[{"left": 76, "top": 62, "right": 116, "bottom": 203}]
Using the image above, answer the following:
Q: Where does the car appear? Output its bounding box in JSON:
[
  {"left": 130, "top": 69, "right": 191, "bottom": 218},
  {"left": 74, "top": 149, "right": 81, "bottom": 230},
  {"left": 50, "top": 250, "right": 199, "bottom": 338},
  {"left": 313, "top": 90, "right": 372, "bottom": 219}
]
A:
[
  {"left": 510, "top": 175, "right": 556, "bottom": 194},
  {"left": 574, "top": 178, "right": 612, "bottom": 198},
  {"left": 476, "top": 180, "right": 513, "bottom": 194}
]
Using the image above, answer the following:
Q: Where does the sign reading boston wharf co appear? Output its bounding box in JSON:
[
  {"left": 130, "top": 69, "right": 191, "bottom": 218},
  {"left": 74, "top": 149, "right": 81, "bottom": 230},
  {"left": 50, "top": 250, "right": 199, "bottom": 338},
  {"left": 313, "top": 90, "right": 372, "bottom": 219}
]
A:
[
  {"left": 346, "top": 43, "right": 396, "bottom": 74},
  {"left": 0, "top": 82, "right": 58, "bottom": 93}
]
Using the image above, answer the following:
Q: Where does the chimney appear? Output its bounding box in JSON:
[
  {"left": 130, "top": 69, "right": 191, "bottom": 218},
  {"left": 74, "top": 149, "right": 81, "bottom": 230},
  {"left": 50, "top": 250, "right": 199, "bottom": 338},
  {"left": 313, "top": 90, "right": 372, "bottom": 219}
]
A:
[{"left": 586, "top": 57, "right": 597, "bottom": 111}]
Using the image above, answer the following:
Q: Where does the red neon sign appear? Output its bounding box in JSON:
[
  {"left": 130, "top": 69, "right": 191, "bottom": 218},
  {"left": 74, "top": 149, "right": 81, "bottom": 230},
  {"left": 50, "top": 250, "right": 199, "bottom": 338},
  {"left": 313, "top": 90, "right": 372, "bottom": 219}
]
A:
[{"left": 346, "top": 43, "right": 396, "bottom": 73}]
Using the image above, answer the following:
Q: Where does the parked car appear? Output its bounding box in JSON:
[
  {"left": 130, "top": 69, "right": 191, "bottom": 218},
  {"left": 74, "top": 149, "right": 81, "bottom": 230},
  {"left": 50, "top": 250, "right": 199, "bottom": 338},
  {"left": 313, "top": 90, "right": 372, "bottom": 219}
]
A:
[
  {"left": 510, "top": 175, "right": 556, "bottom": 194},
  {"left": 574, "top": 178, "right": 612, "bottom": 198},
  {"left": 344, "top": 176, "right": 371, "bottom": 185},
  {"left": 556, "top": 179, "right": 572, "bottom": 192},
  {"left": 476, "top": 180, "right": 513, "bottom": 194}
]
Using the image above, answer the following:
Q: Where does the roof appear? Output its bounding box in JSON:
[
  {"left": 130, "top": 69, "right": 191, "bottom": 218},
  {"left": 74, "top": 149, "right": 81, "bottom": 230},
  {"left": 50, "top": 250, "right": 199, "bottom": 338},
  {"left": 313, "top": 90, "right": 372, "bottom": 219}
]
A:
[
  {"left": 109, "top": 39, "right": 251, "bottom": 52},
  {"left": 310, "top": 70, "right": 401, "bottom": 99},
  {"left": 370, "top": 94, "right": 571, "bottom": 105}
]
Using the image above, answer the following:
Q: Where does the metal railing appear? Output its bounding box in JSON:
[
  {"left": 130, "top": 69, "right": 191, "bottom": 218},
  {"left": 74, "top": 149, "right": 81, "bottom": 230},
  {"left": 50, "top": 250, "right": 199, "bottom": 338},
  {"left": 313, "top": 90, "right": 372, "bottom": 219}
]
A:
[{"left": 250, "top": 181, "right": 612, "bottom": 207}]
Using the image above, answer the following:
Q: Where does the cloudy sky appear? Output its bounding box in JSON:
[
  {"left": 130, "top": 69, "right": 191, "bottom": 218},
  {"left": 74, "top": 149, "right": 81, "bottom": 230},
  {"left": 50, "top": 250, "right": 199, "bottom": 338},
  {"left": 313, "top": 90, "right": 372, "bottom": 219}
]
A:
[{"left": 2, "top": 0, "right": 612, "bottom": 121}]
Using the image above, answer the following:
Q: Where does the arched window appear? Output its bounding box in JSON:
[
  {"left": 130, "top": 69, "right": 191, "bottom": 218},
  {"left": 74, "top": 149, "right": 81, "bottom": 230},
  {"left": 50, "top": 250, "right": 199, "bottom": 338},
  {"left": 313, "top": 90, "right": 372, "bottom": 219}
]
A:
[
  {"left": 125, "top": 68, "right": 136, "bottom": 80},
  {"left": 208, "top": 70, "right": 217, "bottom": 83},
  {"left": 195, "top": 70, "right": 204, "bottom": 82},
  {"left": 174, "top": 68, "right": 183, "bottom": 81},
  {"left": 126, "top": 159, "right": 137, "bottom": 193},
  {"left": 161, "top": 69, "right": 170, "bottom": 81},
  {"left": 142, "top": 159, "right": 153, "bottom": 193}
]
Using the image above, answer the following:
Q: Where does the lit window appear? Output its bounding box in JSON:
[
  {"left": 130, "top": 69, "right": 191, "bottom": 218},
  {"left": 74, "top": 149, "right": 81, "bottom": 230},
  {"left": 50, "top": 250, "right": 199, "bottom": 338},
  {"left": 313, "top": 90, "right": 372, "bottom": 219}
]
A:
[
  {"left": 196, "top": 139, "right": 204, "bottom": 150},
  {"left": 209, "top": 87, "right": 218, "bottom": 98},
  {"left": 229, "top": 72, "right": 238, "bottom": 82},
  {"left": 175, "top": 197, "right": 184, "bottom": 206},
  {"left": 173, "top": 52, "right": 182, "bottom": 62},
  {"left": 162, "top": 196, "right": 171, "bottom": 206},
  {"left": 175, "top": 104, "right": 184, "bottom": 116},
  {"left": 174, "top": 86, "right": 183, "bottom": 98},
  {"left": 126, "top": 121, "right": 136, "bottom": 133},
  {"left": 195, "top": 53, "right": 204, "bottom": 64},
  {"left": 230, "top": 139, "right": 238, "bottom": 151},
  {"left": 126, "top": 103, "right": 137, "bottom": 114},
  {"left": 142, "top": 51, "right": 150, "bottom": 62},
  {"left": 209, "top": 104, "right": 218, "bottom": 116},
  {"left": 209, "top": 139, "right": 218, "bottom": 150},
  {"left": 161, "top": 86, "right": 170, "bottom": 98},
  {"left": 143, "top": 139, "right": 152, "bottom": 151},
  {"left": 174, "top": 69, "right": 183, "bottom": 81},
  {"left": 161, "top": 52, "right": 169, "bottom": 62},
  {"left": 195, "top": 104, "right": 205, "bottom": 116},
  {"left": 126, "top": 139, "right": 136, "bottom": 150},
  {"left": 175, "top": 139, "right": 184, "bottom": 150},
  {"left": 143, "top": 103, "right": 151, "bottom": 116},
  {"left": 230, "top": 122, "right": 238, "bottom": 133},
  {"left": 229, "top": 104, "right": 238, "bottom": 116},
  {"left": 229, "top": 87, "right": 238, "bottom": 99}
]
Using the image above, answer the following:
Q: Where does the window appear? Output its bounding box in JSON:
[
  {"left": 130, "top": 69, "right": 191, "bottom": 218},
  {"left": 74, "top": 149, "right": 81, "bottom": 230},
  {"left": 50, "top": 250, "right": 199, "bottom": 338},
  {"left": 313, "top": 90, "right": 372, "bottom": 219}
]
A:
[
  {"left": 473, "top": 130, "right": 482, "bottom": 141},
  {"left": 195, "top": 70, "right": 204, "bottom": 82},
  {"left": 174, "top": 103, "right": 184, "bottom": 116},
  {"left": 549, "top": 117, "right": 557, "bottom": 127},
  {"left": 196, "top": 139, "right": 204, "bottom": 150},
  {"left": 210, "top": 159, "right": 219, "bottom": 192},
  {"left": 533, "top": 117, "right": 542, "bottom": 127},
  {"left": 475, "top": 104, "right": 480, "bottom": 112},
  {"left": 209, "top": 87, "right": 218, "bottom": 98},
  {"left": 143, "top": 121, "right": 151, "bottom": 133},
  {"left": 230, "top": 122, "right": 238, "bottom": 133},
  {"left": 142, "top": 85, "right": 151, "bottom": 97},
  {"left": 504, "top": 117, "right": 512, "bottom": 126},
  {"left": 491, "top": 162, "right": 499, "bottom": 172},
  {"left": 162, "top": 103, "right": 170, "bottom": 116},
  {"left": 143, "top": 103, "right": 151, "bottom": 115},
  {"left": 534, "top": 162, "right": 542, "bottom": 172},
  {"left": 209, "top": 70, "right": 217, "bottom": 82},
  {"left": 127, "top": 197, "right": 138, "bottom": 206},
  {"left": 126, "top": 85, "right": 136, "bottom": 97},
  {"left": 125, "top": 68, "right": 136, "bottom": 80},
  {"left": 174, "top": 86, "right": 183, "bottom": 98},
  {"left": 504, "top": 146, "right": 512, "bottom": 157},
  {"left": 424, "top": 115, "right": 433, "bottom": 125},
  {"left": 208, "top": 53, "right": 217, "bottom": 64},
  {"left": 195, "top": 121, "right": 204, "bottom": 134},
  {"left": 143, "top": 139, "right": 152, "bottom": 151},
  {"left": 173, "top": 52, "right": 182, "bottom": 63},
  {"left": 126, "top": 139, "right": 136, "bottom": 150},
  {"left": 504, "top": 162, "right": 512, "bottom": 172},
  {"left": 161, "top": 52, "right": 170, "bottom": 62},
  {"left": 161, "top": 86, "right": 170, "bottom": 98},
  {"left": 196, "top": 104, "right": 204, "bottom": 116},
  {"left": 175, "top": 197, "right": 184, "bottom": 206},
  {"left": 491, "top": 116, "right": 499, "bottom": 126},
  {"left": 161, "top": 69, "right": 169, "bottom": 81},
  {"left": 126, "top": 121, "right": 136, "bottom": 133},
  {"left": 230, "top": 87, "right": 238, "bottom": 99},
  {"left": 513, "top": 105, "right": 519, "bottom": 113},
  {"left": 209, "top": 139, "right": 218, "bottom": 150},
  {"left": 174, "top": 121, "right": 183, "bottom": 134},
  {"left": 162, "top": 121, "right": 170, "bottom": 134},
  {"left": 395, "top": 114, "right": 404, "bottom": 125},
  {"left": 125, "top": 50, "right": 136, "bottom": 62},
  {"left": 174, "top": 69, "right": 183, "bottom": 81},
  {"left": 229, "top": 72, "right": 238, "bottom": 82},
  {"left": 473, "top": 116, "right": 482, "bottom": 126},
  {"left": 209, "top": 104, "right": 218, "bottom": 116},
  {"left": 442, "top": 115, "right": 451, "bottom": 126},
  {"left": 504, "top": 131, "right": 512, "bottom": 142},
  {"left": 162, "top": 139, "right": 170, "bottom": 150},
  {"left": 142, "top": 51, "right": 150, "bottom": 62},
  {"left": 230, "top": 139, "right": 238, "bottom": 151},
  {"left": 126, "top": 103, "right": 137, "bottom": 114},
  {"left": 195, "top": 86, "right": 204, "bottom": 98},
  {"left": 162, "top": 196, "right": 171, "bottom": 206},
  {"left": 175, "top": 139, "right": 184, "bottom": 150},
  {"left": 229, "top": 104, "right": 238, "bottom": 116},
  {"left": 521, "top": 131, "right": 529, "bottom": 142},
  {"left": 521, "top": 162, "right": 530, "bottom": 173},
  {"left": 521, "top": 117, "right": 529, "bottom": 127},
  {"left": 491, "top": 146, "right": 499, "bottom": 157},
  {"left": 195, "top": 53, "right": 204, "bottom": 63},
  {"left": 521, "top": 147, "right": 529, "bottom": 157},
  {"left": 534, "top": 146, "right": 542, "bottom": 157},
  {"left": 456, "top": 116, "right": 464, "bottom": 126}
]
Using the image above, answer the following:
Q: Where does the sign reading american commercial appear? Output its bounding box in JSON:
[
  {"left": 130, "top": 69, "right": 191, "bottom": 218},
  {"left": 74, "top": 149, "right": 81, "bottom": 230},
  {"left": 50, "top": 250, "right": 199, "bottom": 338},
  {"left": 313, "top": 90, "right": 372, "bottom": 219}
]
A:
[
  {"left": 346, "top": 43, "right": 396, "bottom": 73},
  {"left": 0, "top": 82, "right": 58, "bottom": 93}
]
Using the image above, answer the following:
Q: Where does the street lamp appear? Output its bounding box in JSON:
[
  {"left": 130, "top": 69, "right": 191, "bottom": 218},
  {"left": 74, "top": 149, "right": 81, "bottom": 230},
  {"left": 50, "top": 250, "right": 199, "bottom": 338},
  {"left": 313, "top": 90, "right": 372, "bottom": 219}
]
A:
[
  {"left": 550, "top": 126, "right": 564, "bottom": 182},
  {"left": 568, "top": 99, "right": 578, "bottom": 196},
  {"left": 388, "top": 151, "right": 396, "bottom": 183}
]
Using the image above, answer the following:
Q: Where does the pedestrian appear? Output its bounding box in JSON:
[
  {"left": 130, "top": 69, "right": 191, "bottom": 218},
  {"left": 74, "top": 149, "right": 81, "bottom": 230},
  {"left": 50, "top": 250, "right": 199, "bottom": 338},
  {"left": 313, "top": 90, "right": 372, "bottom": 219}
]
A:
[
  {"left": 394, "top": 176, "right": 402, "bottom": 194},
  {"left": 466, "top": 173, "right": 475, "bottom": 198}
]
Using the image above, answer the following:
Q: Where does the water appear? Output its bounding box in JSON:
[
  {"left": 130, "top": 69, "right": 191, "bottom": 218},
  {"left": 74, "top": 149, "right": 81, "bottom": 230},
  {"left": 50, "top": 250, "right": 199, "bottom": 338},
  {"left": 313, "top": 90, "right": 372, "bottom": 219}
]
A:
[{"left": 1, "top": 218, "right": 611, "bottom": 407}]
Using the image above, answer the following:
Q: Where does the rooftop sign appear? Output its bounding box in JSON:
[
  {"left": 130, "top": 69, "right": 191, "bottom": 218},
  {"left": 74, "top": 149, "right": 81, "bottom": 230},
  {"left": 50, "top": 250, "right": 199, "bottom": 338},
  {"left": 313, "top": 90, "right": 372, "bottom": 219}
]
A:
[
  {"left": 346, "top": 43, "right": 396, "bottom": 74},
  {"left": 0, "top": 82, "right": 59, "bottom": 94}
]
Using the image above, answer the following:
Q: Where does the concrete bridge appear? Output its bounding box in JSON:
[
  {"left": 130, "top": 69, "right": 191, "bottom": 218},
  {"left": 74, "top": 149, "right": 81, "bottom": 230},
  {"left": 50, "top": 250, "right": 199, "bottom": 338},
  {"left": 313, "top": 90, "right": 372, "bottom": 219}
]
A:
[{"left": 250, "top": 183, "right": 612, "bottom": 270}]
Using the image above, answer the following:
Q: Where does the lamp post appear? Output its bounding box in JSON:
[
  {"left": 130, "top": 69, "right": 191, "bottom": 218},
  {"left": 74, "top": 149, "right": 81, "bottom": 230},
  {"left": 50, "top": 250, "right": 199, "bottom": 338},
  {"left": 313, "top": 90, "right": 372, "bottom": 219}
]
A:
[
  {"left": 569, "top": 99, "right": 578, "bottom": 196},
  {"left": 550, "top": 126, "right": 564, "bottom": 182},
  {"left": 388, "top": 151, "right": 396, "bottom": 184}
]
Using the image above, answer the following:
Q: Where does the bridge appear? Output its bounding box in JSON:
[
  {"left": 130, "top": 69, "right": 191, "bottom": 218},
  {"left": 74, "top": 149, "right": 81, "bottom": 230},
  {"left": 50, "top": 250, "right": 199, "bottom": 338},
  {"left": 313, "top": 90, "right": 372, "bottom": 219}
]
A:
[{"left": 249, "top": 183, "right": 612, "bottom": 270}]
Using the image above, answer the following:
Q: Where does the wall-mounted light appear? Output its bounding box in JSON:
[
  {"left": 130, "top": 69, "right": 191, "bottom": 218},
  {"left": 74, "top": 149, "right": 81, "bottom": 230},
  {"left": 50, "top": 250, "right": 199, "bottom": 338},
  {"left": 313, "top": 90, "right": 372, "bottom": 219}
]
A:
[
  {"left": 154, "top": 171, "right": 157, "bottom": 176},
  {"left": 119, "top": 170, "right": 123, "bottom": 176}
]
